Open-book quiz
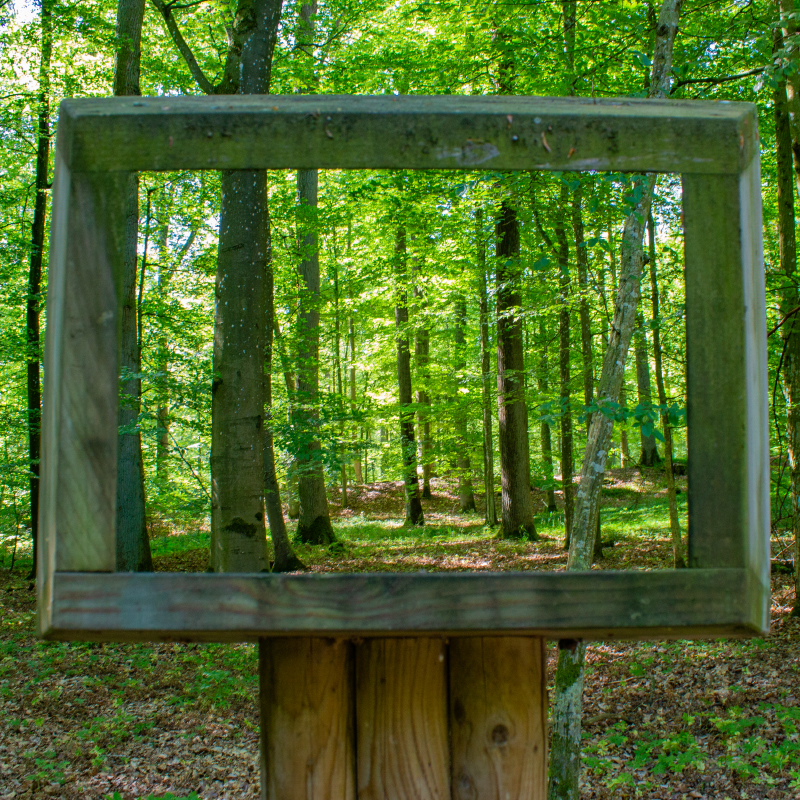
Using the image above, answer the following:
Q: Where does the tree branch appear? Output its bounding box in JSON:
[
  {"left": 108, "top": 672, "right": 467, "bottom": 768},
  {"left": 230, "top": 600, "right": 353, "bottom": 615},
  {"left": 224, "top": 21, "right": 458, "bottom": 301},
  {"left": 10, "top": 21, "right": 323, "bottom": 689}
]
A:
[
  {"left": 150, "top": 0, "right": 215, "bottom": 94},
  {"left": 670, "top": 66, "right": 765, "bottom": 93}
]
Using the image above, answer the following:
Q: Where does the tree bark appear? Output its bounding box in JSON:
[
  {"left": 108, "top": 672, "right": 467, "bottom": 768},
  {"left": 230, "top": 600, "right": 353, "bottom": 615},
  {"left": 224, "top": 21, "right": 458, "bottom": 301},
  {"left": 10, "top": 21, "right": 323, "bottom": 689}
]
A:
[
  {"left": 454, "top": 293, "right": 476, "bottom": 512},
  {"left": 477, "top": 210, "right": 498, "bottom": 526},
  {"left": 293, "top": 1, "right": 334, "bottom": 545},
  {"left": 496, "top": 201, "right": 537, "bottom": 539},
  {"left": 648, "top": 214, "right": 684, "bottom": 567},
  {"left": 294, "top": 167, "right": 335, "bottom": 544},
  {"left": 210, "top": 0, "right": 287, "bottom": 572},
  {"left": 634, "top": 308, "right": 661, "bottom": 466},
  {"left": 413, "top": 258, "right": 434, "bottom": 499},
  {"left": 27, "top": 0, "right": 53, "bottom": 576},
  {"left": 555, "top": 183, "right": 574, "bottom": 547},
  {"left": 349, "top": 315, "right": 363, "bottom": 484},
  {"left": 537, "top": 321, "right": 558, "bottom": 514},
  {"left": 395, "top": 227, "right": 424, "bottom": 526},
  {"left": 114, "top": 0, "right": 153, "bottom": 572},
  {"left": 775, "top": 16, "right": 800, "bottom": 613},
  {"left": 264, "top": 187, "right": 304, "bottom": 572},
  {"left": 548, "top": 4, "right": 683, "bottom": 798}
]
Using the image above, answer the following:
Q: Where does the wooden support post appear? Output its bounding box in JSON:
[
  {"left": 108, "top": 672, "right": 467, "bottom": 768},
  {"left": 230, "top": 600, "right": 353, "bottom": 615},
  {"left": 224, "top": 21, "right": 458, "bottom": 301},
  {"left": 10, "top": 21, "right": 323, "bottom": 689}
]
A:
[
  {"left": 259, "top": 638, "right": 355, "bottom": 800},
  {"left": 682, "top": 162, "right": 769, "bottom": 608},
  {"left": 356, "top": 638, "right": 449, "bottom": 800},
  {"left": 38, "top": 153, "right": 125, "bottom": 634},
  {"left": 449, "top": 637, "right": 548, "bottom": 800}
]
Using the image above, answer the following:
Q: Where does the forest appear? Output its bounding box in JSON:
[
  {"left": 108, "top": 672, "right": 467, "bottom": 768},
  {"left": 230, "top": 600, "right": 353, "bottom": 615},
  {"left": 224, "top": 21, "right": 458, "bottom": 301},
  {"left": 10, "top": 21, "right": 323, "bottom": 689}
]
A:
[{"left": 0, "top": 0, "right": 799, "bottom": 798}]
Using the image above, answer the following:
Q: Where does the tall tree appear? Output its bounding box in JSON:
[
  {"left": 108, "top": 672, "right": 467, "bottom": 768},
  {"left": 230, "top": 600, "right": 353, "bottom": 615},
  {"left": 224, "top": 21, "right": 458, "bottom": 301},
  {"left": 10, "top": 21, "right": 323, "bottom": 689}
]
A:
[
  {"left": 115, "top": 0, "right": 153, "bottom": 572},
  {"left": 634, "top": 308, "right": 661, "bottom": 465},
  {"left": 555, "top": 182, "right": 574, "bottom": 546},
  {"left": 294, "top": 0, "right": 335, "bottom": 545},
  {"left": 413, "top": 254, "right": 433, "bottom": 499},
  {"left": 775, "top": 12, "right": 800, "bottom": 613},
  {"left": 648, "top": 213, "right": 684, "bottom": 568},
  {"left": 154, "top": 0, "right": 300, "bottom": 571},
  {"left": 394, "top": 226, "right": 424, "bottom": 526},
  {"left": 773, "top": 0, "right": 800, "bottom": 616},
  {"left": 477, "top": 209, "right": 497, "bottom": 526},
  {"left": 454, "top": 291, "right": 476, "bottom": 512},
  {"left": 496, "top": 200, "right": 537, "bottom": 538},
  {"left": 548, "top": 3, "right": 683, "bottom": 798}
]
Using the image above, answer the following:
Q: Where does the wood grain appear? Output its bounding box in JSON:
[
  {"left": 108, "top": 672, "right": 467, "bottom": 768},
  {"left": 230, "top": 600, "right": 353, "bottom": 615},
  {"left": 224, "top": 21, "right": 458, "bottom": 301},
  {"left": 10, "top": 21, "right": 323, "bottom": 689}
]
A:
[
  {"left": 356, "top": 638, "right": 449, "bottom": 800},
  {"left": 57, "top": 95, "right": 756, "bottom": 175},
  {"left": 449, "top": 637, "right": 547, "bottom": 800},
  {"left": 41, "top": 568, "right": 767, "bottom": 642},
  {"left": 37, "top": 154, "right": 124, "bottom": 635},
  {"left": 683, "top": 167, "right": 769, "bottom": 587},
  {"left": 259, "top": 638, "right": 354, "bottom": 800}
]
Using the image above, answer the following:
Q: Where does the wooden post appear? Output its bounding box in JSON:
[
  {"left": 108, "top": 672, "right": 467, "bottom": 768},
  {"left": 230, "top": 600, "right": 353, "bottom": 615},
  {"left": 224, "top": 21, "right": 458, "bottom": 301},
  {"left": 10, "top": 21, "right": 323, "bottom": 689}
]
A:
[
  {"left": 449, "top": 637, "right": 548, "bottom": 800},
  {"left": 38, "top": 151, "right": 125, "bottom": 634},
  {"left": 259, "top": 638, "right": 355, "bottom": 800},
  {"left": 356, "top": 638, "right": 449, "bottom": 800},
  {"left": 682, "top": 159, "right": 769, "bottom": 611}
]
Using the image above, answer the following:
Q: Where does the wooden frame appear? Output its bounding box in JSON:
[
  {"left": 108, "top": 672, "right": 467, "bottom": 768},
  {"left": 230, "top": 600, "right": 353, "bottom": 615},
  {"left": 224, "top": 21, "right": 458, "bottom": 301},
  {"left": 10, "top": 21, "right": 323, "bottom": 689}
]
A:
[{"left": 37, "top": 95, "right": 769, "bottom": 642}]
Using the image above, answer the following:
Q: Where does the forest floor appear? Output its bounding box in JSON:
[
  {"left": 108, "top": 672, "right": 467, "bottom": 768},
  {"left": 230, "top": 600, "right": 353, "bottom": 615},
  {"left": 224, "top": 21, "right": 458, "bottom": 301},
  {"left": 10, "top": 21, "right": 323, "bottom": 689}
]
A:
[{"left": 0, "top": 468, "right": 798, "bottom": 800}]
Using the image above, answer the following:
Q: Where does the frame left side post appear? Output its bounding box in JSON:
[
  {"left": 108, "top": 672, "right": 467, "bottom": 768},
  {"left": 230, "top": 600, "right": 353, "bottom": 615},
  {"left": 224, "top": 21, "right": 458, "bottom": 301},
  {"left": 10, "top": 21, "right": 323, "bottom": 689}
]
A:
[{"left": 38, "top": 146, "right": 126, "bottom": 634}]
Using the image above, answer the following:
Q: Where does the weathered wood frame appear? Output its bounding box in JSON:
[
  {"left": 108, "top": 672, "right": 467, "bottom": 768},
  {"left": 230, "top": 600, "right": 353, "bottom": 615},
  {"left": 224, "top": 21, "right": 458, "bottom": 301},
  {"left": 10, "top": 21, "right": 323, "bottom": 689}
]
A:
[{"left": 37, "top": 95, "right": 769, "bottom": 642}]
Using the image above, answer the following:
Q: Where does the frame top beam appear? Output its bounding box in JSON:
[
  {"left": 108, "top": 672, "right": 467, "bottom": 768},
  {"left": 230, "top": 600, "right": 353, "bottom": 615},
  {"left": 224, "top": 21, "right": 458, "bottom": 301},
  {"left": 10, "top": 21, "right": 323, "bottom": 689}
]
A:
[{"left": 58, "top": 94, "right": 757, "bottom": 174}]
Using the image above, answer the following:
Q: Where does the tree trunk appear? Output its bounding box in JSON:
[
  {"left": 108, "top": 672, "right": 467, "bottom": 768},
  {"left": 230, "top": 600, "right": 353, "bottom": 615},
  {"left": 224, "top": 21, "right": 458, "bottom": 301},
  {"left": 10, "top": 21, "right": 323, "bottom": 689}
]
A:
[
  {"left": 333, "top": 242, "right": 348, "bottom": 508},
  {"left": 775, "top": 16, "right": 800, "bottom": 614},
  {"left": 114, "top": 0, "right": 153, "bottom": 572},
  {"left": 210, "top": 0, "right": 287, "bottom": 572},
  {"left": 495, "top": 201, "right": 537, "bottom": 539},
  {"left": 413, "top": 259, "right": 434, "bottom": 499},
  {"left": 775, "top": 0, "right": 800, "bottom": 616},
  {"left": 294, "top": 167, "right": 335, "bottom": 544},
  {"left": 349, "top": 315, "right": 363, "bottom": 484},
  {"left": 635, "top": 308, "right": 661, "bottom": 466},
  {"left": 454, "top": 293, "right": 476, "bottom": 512},
  {"left": 572, "top": 180, "right": 603, "bottom": 557},
  {"left": 293, "top": 1, "right": 334, "bottom": 545},
  {"left": 649, "top": 213, "right": 685, "bottom": 568},
  {"left": 27, "top": 0, "right": 53, "bottom": 576},
  {"left": 477, "top": 210, "right": 498, "bottom": 526},
  {"left": 548, "top": 5, "right": 682, "bottom": 799},
  {"left": 555, "top": 183, "right": 574, "bottom": 547},
  {"left": 395, "top": 227, "right": 424, "bottom": 526},
  {"left": 154, "top": 199, "right": 171, "bottom": 479},
  {"left": 537, "top": 320, "right": 558, "bottom": 514}
]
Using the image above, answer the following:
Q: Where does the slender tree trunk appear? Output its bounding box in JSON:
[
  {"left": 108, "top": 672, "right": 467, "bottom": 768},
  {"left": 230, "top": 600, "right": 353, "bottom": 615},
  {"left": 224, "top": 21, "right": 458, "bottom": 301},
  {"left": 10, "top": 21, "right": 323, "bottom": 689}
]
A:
[
  {"left": 293, "top": 1, "right": 334, "bottom": 544},
  {"left": 635, "top": 308, "right": 661, "bottom": 465},
  {"left": 211, "top": 1, "right": 286, "bottom": 572},
  {"left": 572, "top": 180, "right": 603, "bottom": 557},
  {"left": 395, "top": 227, "right": 424, "bottom": 525},
  {"left": 154, "top": 202, "right": 171, "bottom": 479},
  {"left": 548, "top": 5, "right": 682, "bottom": 799},
  {"left": 477, "top": 210, "right": 498, "bottom": 526},
  {"left": 114, "top": 0, "right": 153, "bottom": 572},
  {"left": 775, "top": 16, "right": 800, "bottom": 613},
  {"left": 294, "top": 167, "right": 335, "bottom": 543},
  {"left": 27, "top": 0, "right": 53, "bottom": 576},
  {"left": 413, "top": 258, "right": 433, "bottom": 499},
  {"left": 264, "top": 192, "right": 304, "bottom": 572},
  {"left": 648, "top": 213, "right": 685, "bottom": 568},
  {"left": 454, "top": 293, "right": 476, "bottom": 512},
  {"left": 778, "top": 0, "right": 800, "bottom": 613},
  {"left": 332, "top": 243, "right": 348, "bottom": 508},
  {"left": 537, "top": 320, "right": 558, "bottom": 514},
  {"left": 349, "top": 315, "right": 363, "bottom": 484},
  {"left": 496, "top": 201, "right": 537, "bottom": 539},
  {"left": 555, "top": 184, "right": 574, "bottom": 547}
]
